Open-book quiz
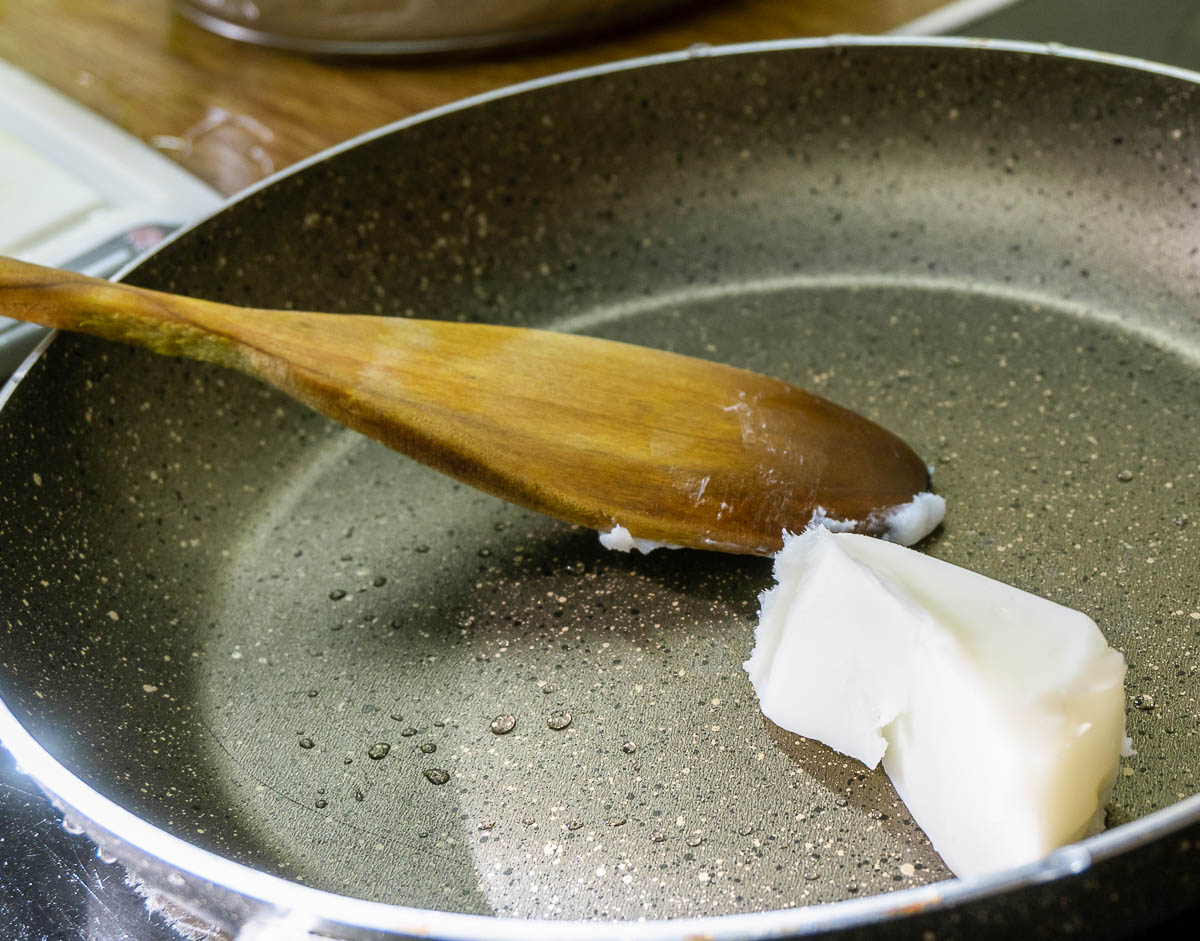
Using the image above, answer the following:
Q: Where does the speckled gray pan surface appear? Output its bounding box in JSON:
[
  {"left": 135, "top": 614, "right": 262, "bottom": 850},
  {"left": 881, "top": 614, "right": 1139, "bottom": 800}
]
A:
[{"left": 1, "top": 42, "right": 1199, "bottom": 934}]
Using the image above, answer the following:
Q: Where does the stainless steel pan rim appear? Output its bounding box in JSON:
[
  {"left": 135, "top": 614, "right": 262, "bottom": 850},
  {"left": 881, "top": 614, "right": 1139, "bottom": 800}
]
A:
[{"left": 3, "top": 33, "right": 1200, "bottom": 940}]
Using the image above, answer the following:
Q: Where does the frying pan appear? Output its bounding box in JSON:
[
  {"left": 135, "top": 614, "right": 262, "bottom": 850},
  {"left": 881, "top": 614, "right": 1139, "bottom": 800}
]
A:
[{"left": 2, "top": 36, "right": 1199, "bottom": 940}]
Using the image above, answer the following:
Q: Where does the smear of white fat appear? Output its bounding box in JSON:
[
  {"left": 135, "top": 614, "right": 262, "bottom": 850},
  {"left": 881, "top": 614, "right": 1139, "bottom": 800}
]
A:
[{"left": 597, "top": 525, "right": 679, "bottom": 554}]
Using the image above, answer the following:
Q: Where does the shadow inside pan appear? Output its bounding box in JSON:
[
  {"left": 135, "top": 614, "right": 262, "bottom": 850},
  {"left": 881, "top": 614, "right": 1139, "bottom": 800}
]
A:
[{"left": 1, "top": 43, "right": 1199, "bottom": 923}]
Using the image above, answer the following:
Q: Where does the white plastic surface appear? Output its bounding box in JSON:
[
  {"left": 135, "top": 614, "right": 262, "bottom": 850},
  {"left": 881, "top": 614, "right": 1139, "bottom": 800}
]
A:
[
  {"left": 0, "top": 130, "right": 103, "bottom": 253},
  {"left": 0, "top": 58, "right": 222, "bottom": 376}
]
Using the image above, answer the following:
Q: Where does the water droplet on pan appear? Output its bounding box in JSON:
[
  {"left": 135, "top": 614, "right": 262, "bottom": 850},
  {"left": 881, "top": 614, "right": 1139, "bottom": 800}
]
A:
[
  {"left": 367, "top": 743, "right": 391, "bottom": 760},
  {"left": 547, "top": 711, "right": 572, "bottom": 731},
  {"left": 419, "top": 742, "right": 437, "bottom": 754},
  {"left": 490, "top": 714, "right": 517, "bottom": 735},
  {"left": 298, "top": 737, "right": 315, "bottom": 750},
  {"left": 424, "top": 768, "right": 450, "bottom": 785}
]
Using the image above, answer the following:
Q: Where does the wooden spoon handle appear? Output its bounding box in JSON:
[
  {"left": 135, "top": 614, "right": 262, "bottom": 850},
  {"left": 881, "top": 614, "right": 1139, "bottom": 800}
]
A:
[{"left": 0, "top": 256, "right": 264, "bottom": 372}]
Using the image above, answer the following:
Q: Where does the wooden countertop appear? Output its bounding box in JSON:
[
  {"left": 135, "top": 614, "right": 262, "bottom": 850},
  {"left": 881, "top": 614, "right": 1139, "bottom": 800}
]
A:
[{"left": 0, "top": 0, "right": 944, "bottom": 197}]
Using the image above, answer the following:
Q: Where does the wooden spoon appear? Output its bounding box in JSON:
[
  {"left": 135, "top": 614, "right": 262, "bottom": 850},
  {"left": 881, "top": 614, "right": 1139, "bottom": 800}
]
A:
[{"left": 0, "top": 256, "right": 934, "bottom": 555}]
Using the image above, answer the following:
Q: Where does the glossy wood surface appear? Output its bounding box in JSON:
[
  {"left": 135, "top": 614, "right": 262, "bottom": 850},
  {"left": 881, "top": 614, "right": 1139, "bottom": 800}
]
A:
[{"left": 0, "top": 0, "right": 944, "bottom": 196}]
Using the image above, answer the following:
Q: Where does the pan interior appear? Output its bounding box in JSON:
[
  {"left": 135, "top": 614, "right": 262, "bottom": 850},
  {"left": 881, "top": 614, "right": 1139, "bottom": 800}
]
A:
[
  {"left": 5, "top": 278, "right": 1197, "bottom": 918},
  {"left": 1, "top": 44, "right": 1198, "bottom": 923}
]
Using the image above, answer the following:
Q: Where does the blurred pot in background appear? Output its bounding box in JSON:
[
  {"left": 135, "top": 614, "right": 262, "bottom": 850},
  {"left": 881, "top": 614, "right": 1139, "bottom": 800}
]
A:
[{"left": 174, "top": 0, "right": 705, "bottom": 54}]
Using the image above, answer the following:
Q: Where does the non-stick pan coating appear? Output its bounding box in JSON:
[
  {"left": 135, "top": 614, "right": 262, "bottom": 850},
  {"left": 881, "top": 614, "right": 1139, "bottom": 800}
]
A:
[{"left": 1, "top": 41, "right": 1198, "bottom": 933}]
